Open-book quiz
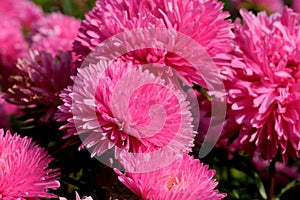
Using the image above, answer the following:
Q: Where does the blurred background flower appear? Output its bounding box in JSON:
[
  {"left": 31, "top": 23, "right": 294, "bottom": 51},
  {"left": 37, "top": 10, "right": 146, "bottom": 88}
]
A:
[
  {"left": 29, "top": 12, "right": 80, "bottom": 56},
  {"left": 0, "top": 0, "right": 43, "bottom": 30}
]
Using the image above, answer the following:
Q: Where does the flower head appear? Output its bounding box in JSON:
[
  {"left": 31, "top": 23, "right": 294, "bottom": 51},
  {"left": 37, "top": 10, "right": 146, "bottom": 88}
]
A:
[
  {"left": 0, "top": 129, "right": 60, "bottom": 199},
  {"left": 221, "top": 8, "right": 300, "bottom": 162},
  {"left": 5, "top": 50, "right": 74, "bottom": 120},
  {"left": 30, "top": 13, "right": 80, "bottom": 56},
  {"left": 58, "top": 58, "right": 195, "bottom": 158},
  {"left": 115, "top": 154, "right": 226, "bottom": 200},
  {"left": 73, "top": 0, "right": 233, "bottom": 86}
]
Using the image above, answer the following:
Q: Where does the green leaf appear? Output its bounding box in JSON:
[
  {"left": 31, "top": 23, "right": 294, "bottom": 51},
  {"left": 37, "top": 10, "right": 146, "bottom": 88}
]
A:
[
  {"left": 254, "top": 173, "right": 267, "bottom": 200},
  {"left": 277, "top": 179, "right": 300, "bottom": 198},
  {"left": 61, "top": 0, "right": 73, "bottom": 15}
]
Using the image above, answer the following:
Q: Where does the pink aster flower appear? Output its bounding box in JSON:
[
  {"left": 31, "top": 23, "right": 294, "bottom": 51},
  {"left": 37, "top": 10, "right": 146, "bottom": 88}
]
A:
[
  {"left": 115, "top": 154, "right": 226, "bottom": 200},
  {"left": 4, "top": 50, "right": 74, "bottom": 121},
  {"left": 0, "top": 17, "right": 28, "bottom": 68},
  {"left": 221, "top": 8, "right": 300, "bottom": 162},
  {"left": 30, "top": 13, "right": 80, "bottom": 56},
  {"left": 0, "top": 0, "right": 43, "bottom": 29},
  {"left": 231, "top": 0, "right": 284, "bottom": 14},
  {"left": 0, "top": 129, "right": 60, "bottom": 199},
  {"left": 58, "top": 58, "right": 195, "bottom": 158},
  {"left": 73, "top": 0, "right": 233, "bottom": 86}
]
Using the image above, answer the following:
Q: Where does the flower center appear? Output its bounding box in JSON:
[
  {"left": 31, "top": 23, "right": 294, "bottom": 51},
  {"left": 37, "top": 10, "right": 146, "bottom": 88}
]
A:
[
  {"left": 165, "top": 172, "right": 185, "bottom": 191},
  {"left": 166, "top": 176, "right": 180, "bottom": 190}
]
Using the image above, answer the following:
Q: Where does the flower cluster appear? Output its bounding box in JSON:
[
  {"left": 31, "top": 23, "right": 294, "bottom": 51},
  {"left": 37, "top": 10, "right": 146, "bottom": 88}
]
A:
[{"left": 1, "top": 0, "right": 300, "bottom": 199}]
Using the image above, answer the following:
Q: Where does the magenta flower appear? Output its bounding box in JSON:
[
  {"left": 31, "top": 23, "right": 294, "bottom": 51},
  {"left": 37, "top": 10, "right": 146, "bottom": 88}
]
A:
[
  {"left": 0, "top": 129, "right": 60, "bottom": 199},
  {"left": 58, "top": 59, "right": 195, "bottom": 157},
  {"left": 0, "top": 0, "right": 43, "bottom": 29},
  {"left": 221, "top": 8, "right": 300, "bottom": 162},
  {"left": 115, "top": 154, "right": 226, "bottom": 200},
  {"left": 30, "top": 13, "right": 80, "bottom": 56},
  {"left": 73, "top": 0, "right": 233, "bottom": 86},
  {"left": 4, "top": 50, "right": 74, "bottom": 120}
]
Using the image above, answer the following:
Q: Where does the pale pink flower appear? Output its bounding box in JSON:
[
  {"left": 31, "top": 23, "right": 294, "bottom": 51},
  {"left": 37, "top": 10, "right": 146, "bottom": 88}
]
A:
[
  {"left": 30, "top": 13, "right": 80, "bottom": 56},
  {"left": 0, "top": 129, "right": 60, "bottom": 199},
  {"left": 232, "top": 0, "right": 284, "bottom": 14},
  {"left": 73, "top": 0, "right": 233, "bottom": 86},
  {"left": 4, "top": 50, "right": 74, "bottom": 121},
  {"left": 0, "top": 0, "right": 43, "bottom": 29},
  {"left": 75, "top": 192, "right": 93, "bottom": 200},
  {"left": 115, "top": 154, "right": 226, "bottom": 200},
  {"left": 221, "top": 8, "right": 300, "bottom": 162},
  {"left": 58, "top": 59, "right": 195, "bottom": 157}
]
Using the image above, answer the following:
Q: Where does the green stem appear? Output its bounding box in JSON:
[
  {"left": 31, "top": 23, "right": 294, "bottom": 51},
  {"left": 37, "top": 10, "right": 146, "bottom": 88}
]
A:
[
  {"left": 267, "top": 159, "right": 276, "bottom": 200},
  {"left": 104, "top": 170, "right": 117, "bottom": 200}
]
